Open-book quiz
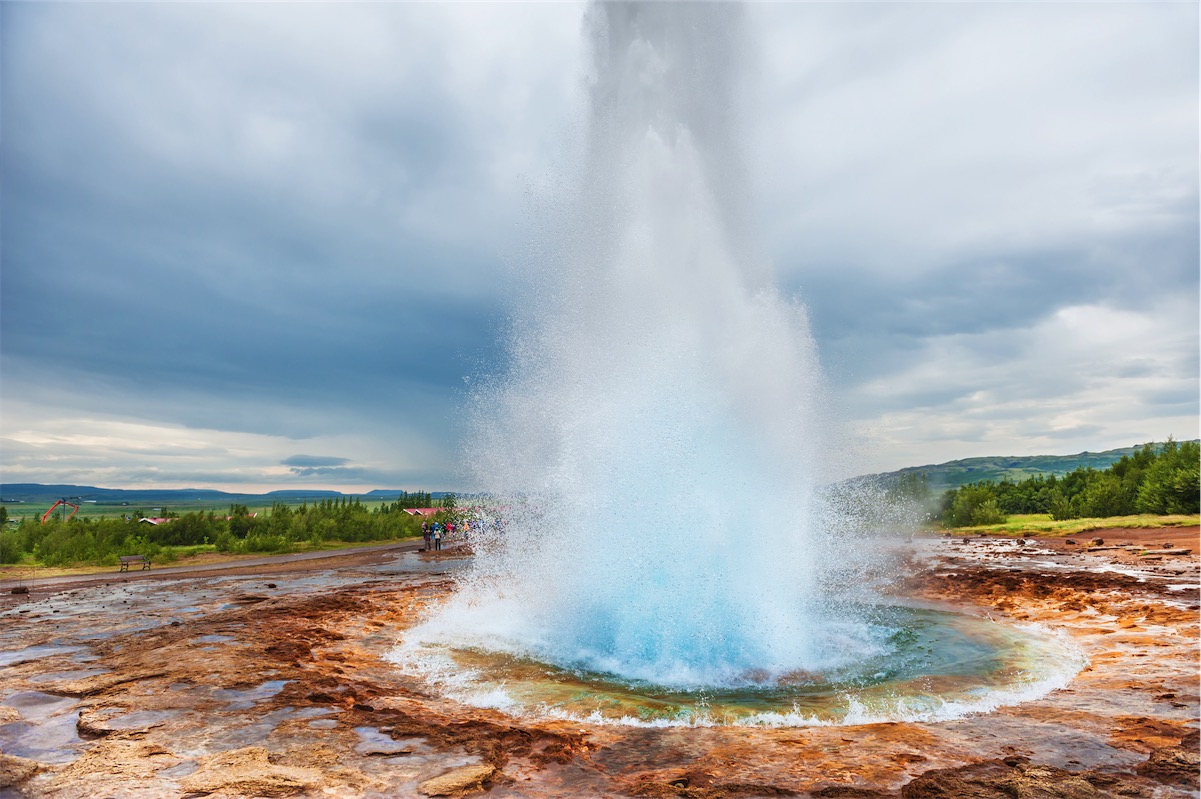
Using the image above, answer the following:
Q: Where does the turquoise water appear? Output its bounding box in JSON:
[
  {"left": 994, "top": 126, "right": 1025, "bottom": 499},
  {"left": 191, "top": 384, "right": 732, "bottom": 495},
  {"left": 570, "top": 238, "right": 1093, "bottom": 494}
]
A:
[{"left": 391, "top": 604, "right": 1084, "bottom": 726}]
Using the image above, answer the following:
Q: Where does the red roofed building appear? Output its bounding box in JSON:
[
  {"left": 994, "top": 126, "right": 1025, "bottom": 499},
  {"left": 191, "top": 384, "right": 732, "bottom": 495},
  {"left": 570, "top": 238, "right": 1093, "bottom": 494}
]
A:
[{"left": 401, "top": 508, "right": 443, "bottom": 517}]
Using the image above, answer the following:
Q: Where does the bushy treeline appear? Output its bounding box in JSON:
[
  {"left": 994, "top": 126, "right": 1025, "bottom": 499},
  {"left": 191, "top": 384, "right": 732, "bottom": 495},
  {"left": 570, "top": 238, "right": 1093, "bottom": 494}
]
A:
[
  {"left": 0, "top": 494, "right": 452, "bottom": 567},
  {"left": 940, "top": 440, "right": 1200, "bottom": 527}
]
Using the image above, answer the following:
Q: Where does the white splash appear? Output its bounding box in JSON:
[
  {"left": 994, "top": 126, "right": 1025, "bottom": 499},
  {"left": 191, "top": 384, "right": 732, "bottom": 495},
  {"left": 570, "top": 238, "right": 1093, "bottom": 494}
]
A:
[{"left": 411, "top": 2, "right": 896, "bottom": 689}]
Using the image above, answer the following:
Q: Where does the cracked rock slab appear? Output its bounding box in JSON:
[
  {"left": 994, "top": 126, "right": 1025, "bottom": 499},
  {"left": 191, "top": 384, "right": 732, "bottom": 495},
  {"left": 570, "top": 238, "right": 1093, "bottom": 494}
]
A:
[
  {"left": 418, "top": 763, "right": 497, "bottom": 796},
  {"left": 179, "top": 746, "right": 324, "bottom": 797},
  {"left": 0, "top": 753, "right": 44, "bottom": 788}
]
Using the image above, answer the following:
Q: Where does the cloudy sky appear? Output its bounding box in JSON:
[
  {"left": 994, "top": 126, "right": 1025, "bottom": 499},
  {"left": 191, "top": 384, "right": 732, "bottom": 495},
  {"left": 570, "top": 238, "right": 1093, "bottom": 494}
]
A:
[{"left": 2, "top": 2, "right": 1197, "bottom": 493}]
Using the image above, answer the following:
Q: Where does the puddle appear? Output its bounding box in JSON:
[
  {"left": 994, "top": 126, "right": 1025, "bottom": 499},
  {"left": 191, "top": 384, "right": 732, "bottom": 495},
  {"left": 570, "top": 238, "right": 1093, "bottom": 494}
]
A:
[
  {"left": 309, "top": 718, "right": 339, "bottom": 729},
  {"left": 29, "top": 669, "right": 109, "bottom": 684},
  {"left": 158, "top": 761, "right": 199, "bottom": 778},
  {"left": 76, "top": 621, "right": 160, "bottom": 640},
  {"left": 0, "top": 711, "right": 84, "bottom": 763},
  {"left": 354, "top": 725, "right": 415, "bottom": 755},
  {"left": 106, "top": 709, "right": 180, "bottom": 730},
  {"left": 206, "top": 706, "right": 311, "bottom": 751},
  {"left": 378, "top": 552, "right": 469, "bottom": 575},
  {"left": 2, "top": 691, "right": 79, "bottom": 721},
  {"left": 212, "top": 680, "right": 289, "bottom": 710},
  {"left": 195, "top": 635, "right": 236, "bottom": 644},
  {"left": 293, "top": 706, "right": 337, "bottom": 720},
  {"left": 0, "top": 645, "right": 85, "bottom": 668}
]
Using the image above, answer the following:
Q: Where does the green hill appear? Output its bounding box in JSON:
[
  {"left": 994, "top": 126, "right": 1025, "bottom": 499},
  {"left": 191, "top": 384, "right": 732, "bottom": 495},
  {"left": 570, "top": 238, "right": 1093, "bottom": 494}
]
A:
[{"left": 870, "top": 441, "right": 1199, "bottom": 494}]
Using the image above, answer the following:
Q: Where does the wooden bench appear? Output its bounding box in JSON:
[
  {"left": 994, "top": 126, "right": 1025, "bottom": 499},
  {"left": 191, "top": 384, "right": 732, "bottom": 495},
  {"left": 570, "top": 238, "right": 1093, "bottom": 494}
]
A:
[{"left": 119, "top": 555, "right": 151, "bottom": 572}]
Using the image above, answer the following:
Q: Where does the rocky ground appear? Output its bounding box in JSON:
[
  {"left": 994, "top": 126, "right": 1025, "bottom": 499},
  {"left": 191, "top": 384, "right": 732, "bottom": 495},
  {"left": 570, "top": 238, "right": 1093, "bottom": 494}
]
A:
[{"left": 1, "top": 530, "right": 1197, "bottom": 799}]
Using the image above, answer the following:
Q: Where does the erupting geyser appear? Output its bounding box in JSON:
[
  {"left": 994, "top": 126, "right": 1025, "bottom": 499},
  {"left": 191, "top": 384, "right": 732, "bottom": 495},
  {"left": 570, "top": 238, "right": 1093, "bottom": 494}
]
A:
[
  {"left": 445, "top": 1, "right": 873, "bottom": 686},
  {"left": 392, "top": 2, "right": 1084, "bottom": 724}
]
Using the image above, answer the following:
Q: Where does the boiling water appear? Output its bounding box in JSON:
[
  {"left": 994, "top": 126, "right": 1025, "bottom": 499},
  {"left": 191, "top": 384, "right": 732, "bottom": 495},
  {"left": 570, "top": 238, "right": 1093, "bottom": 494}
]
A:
[
  {"left": 394, "top": 2, "right": 1080, "bottom": 714},
  {"left": 391, "top": 604, "right": 1083, "bottom": 726}
]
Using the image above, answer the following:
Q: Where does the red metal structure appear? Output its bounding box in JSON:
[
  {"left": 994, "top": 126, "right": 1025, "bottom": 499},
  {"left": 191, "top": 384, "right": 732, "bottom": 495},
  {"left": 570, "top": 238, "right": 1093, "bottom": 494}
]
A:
[{"left": 41, "top": 499, "right": 80, "bottom": 523}]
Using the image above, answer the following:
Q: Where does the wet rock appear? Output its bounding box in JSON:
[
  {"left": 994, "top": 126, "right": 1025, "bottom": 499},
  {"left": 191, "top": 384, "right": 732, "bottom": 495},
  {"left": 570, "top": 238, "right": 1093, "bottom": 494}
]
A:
[
  {"left": 0, "top": 753, "right": 43, "bottom": 788},
  {"left": 1135, "top": 731, "right": 1200, "bottom": 789},
  {"left": 230, "top": 593, "right": 271, "bottom": 604},
  {"left": 77, "top": 707, "right": 119, "bottom": 737},
  {"left": 353, "top": 726, "right": 413, "bottom": 756},
  {"left": 632, "top": 781, "right": 796, "bottom": 798},
  {"left": 45, "top": 670, "right": 167, "bottom": 697},
  {"left": 900, "top": 759, "right": 1107, "bottom": 798},
  {"left": 418, "top": 763, "right": 497, "bottom": 796},
  {"left": 626, "top": 770, "right": 797, "bottom": 798},
  {"left": 179, "top": 746, "right": 322, "bottom": 797},
  {"left": 56, "top": 739, "right": 179, "bottom": 782},
  {"left": 265, "top": 639, "right": 311, "bottom": 663}
]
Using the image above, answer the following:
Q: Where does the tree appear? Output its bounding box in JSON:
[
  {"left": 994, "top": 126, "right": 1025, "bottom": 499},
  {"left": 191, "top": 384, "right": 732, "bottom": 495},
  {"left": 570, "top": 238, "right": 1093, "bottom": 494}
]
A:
[
  {"left": 1136, "top": 439, "right": 1201, "bottom": 514},
  {"left": 941, "top": 484, "right": 1008, "bottom": 527},
  {"left": 1072, "top": 473, "right": 1128, "bottom": 518},
  {"left": 1048, "top": 488, "right": 1073, "bottom": 521}
]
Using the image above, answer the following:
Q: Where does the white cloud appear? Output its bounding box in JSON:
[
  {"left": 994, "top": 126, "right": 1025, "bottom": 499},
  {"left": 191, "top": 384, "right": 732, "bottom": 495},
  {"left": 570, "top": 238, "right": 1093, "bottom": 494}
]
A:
[
  {"left": 0, "top": 399, "right": 451, "bottom": 493},
  {"left": 850, "top": 296, "right": 1199, "bottom": 471},
  {"left": 749, "top": 3, "right": 1197, "bottom": 275}
]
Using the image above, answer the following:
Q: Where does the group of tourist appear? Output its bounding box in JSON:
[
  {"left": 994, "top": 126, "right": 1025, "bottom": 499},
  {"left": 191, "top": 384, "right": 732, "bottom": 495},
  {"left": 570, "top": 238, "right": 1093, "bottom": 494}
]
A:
[{"left": 420, "top": 519, "right": 472, "bottom": 551}]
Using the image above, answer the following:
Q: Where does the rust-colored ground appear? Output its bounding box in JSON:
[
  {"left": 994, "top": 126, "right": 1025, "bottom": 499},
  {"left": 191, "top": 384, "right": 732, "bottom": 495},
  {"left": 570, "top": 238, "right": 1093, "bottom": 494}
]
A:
[{"left": 1, "top": 533, "right": 1197, "bottom": 798}]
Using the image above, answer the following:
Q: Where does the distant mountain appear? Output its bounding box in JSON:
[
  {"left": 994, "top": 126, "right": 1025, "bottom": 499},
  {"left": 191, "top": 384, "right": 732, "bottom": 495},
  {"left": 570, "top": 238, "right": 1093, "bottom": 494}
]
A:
[
  {"left": 868, "top": 441, "right": 1199, "bottom": 494},
  {"left": 0, "top": 484, "right": 236, "bottom": 503},
  {"left": 363, "top": 489, "right": 452, "bottom": 499},
  {"left": 0, "top": 484, "right": 451, "bottom": 504}
]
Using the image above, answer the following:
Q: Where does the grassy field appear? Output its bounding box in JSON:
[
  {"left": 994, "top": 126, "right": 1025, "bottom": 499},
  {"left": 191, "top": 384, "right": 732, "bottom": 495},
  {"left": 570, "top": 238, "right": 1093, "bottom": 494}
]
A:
[
  {"left": 7, "top": 497, "right": 405, "bottom": 523},
  {"left": 938, "top": 513, "right": 1200, "bottom": 537},
  {"left": 0, "top": 535, "right": 420, "bottom": 580}
]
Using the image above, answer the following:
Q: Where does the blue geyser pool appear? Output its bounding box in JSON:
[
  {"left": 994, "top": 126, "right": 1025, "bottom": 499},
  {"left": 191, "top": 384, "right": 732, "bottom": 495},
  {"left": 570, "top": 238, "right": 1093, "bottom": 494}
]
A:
[{"left": 389, "top": 603, "right": 1084, "bottom": 726}]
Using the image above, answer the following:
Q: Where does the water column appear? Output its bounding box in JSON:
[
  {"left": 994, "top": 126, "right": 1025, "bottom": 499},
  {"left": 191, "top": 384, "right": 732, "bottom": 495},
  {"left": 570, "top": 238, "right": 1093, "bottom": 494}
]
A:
[{"left": 427, "top": 2, "right": 868, "bottom": 689}]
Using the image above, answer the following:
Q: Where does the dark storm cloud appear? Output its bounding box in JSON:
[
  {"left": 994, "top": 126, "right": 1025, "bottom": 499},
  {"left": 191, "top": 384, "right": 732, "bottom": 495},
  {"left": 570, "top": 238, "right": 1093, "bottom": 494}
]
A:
[
  {"left": 794, "top": 223, "right": 1200, "bottom": 394},
  {"left": 280, "top": 456, "right": 375, "bottom": 482},
  {"left": 1, "top": 2, "right": 525, "bottom": 461},
  {"left": 281, "top": 456, "right": 351, "bottom": 468},
  {"left": 752, "top": 1, "right": 1198, "bottom": 470},
  {"left": 287, "top": 465, "right": 368, "bottom": 479},
  {"left": 0, "top": 1, "right": 1195, "bottom": 487}
]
